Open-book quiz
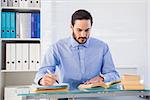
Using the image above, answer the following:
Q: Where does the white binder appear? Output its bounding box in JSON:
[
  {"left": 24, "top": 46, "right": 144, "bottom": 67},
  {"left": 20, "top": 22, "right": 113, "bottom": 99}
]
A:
[
  {"left": 35, "top": 43, "right": 40, "bottom": 70},
  {"left": 34, "top": 0, "right": 40, "bottom": 8},
  {"left": 1, "top": 0, "right": 7, "bottom": 7},
  {"left": 8, "top": 0, "right": 13, "bottom": 7},
  {"left": 28, "top": 0, "right": 34, "bottom": 7},
  {"left": 16, "top": 43, "right": 23, "bottom": 70},
  {"left": 16, "top": 12, "right": 20, "bottom": 38},
  {"left": 20, "top": 13, "right": 28, "bottom": 38},
  {"left": 6, "top": 43, "right": 11, "bottom": 70},
  {"left": 19, "top": 0, "right": 28, "bottom": 7},
  {"left": 13, "top": 0, "right": 19, "bottom": 7},
  {"left": 22, "top": 43, "right": 29, "bottom": 70},
  {"left": 10, "top": 43, "right": 16, "bottom": 70},
  {"left": 29, "top": 43, "right": 36, "bottom": 70},
  {"left": 26, "top": 13, "right": 31, "bottom": 38}
]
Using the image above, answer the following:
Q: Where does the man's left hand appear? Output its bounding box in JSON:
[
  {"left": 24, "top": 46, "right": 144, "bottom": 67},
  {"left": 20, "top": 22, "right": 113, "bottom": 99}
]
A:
[{"left": 84, "top": 76, "right": 104, "bottom": 84}]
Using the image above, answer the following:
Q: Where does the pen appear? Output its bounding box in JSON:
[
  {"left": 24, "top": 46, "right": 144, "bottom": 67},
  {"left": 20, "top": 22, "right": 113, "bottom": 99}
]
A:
[{"left": 47, "top": 69, "right": 59, "bottom": 84}]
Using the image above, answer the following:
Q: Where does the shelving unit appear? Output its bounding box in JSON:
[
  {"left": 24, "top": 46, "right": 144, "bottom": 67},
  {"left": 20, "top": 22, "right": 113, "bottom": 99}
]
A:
[
  {"left": 0, "top": 0, "right": 41, "bottom": 99},
  {"left": 1, "top": 7, "right": 40, "bottom": 10},
  {"left": 0, "top": 38, "right": 40, "bottom": 41},
  {"left": 1, "top": 70, "right": 37, "bottom": 72}
]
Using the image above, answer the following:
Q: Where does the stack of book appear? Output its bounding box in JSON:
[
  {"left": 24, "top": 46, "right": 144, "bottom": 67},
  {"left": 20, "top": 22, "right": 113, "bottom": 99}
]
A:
[
  {"left": 31, "top": 83, "right": 69, "bottom": 93},
  {"left": 121, "top": 74, "right": 144, "bottom": 90}
]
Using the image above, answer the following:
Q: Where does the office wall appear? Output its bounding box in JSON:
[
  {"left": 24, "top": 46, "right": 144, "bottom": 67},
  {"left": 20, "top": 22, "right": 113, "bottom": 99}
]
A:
[
  {"left": 146, "top": 0, "right": 150, "bottom": 89},
  {"left": 41, "top": 0, "right": 53, "bottom": 60},
  {"left": 41, "top": 0, "right": 149, "bottom": 88},
  {"left": 147, "top": 0, "right": 150, "bottom": 89}
]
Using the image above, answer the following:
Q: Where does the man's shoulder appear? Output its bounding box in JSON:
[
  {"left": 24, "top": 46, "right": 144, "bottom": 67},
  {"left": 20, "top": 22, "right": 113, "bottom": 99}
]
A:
[
  {"left": 49, "top": 37, "right": 70, "bottom": 52},
  {"left": 90, "top": 37, "right": 107, "bottom": 46},
  {"left": 89, "top": 37, "right": 109, "bottom": 52},
  {"left": 55, "top": 37, "right": 70, "bottom": 46}
]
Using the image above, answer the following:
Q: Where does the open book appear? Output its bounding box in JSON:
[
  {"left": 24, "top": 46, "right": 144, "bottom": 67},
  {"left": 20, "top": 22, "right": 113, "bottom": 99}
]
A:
[
  {"left": 31, "top": 83, "right": 69, "bottom": 93},
  {"left": 78, "top": 80, "right": 121, "bottom": 89}
]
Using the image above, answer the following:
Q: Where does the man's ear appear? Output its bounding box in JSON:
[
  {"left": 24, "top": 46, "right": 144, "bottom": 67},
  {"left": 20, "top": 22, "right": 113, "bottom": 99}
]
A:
[
  {"left": 70, "top": 24, "right": 74, "bottom": 33},
  {"left": 70, "top": 24, "right": 73, "bottom": 29}
]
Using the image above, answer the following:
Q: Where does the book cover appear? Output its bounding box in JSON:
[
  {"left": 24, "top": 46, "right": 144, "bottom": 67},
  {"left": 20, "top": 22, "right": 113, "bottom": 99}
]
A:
[
  {"left": 31, "top": 88, "right": 69, "bottom": 93},
  {"left": 123, "top": 85, "right": 144, "bottom": 90},
  {"left": 121, "top": 74, "right": 140, "bottom": 81},
  {"left": 31, "top": 83, "right": 69, "bottom": 90},
  {"left": 121, "top": 81, "right": 142, "bottom": 85}
]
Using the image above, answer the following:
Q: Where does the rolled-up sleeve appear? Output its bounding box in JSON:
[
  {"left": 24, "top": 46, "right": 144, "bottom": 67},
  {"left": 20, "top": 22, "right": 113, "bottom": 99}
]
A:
[
  {"left": 34, "top": 45, "right": 60, "bottom": 85},
  {"left": 101, "top": 44, "right": 120, "bottom": 82}
]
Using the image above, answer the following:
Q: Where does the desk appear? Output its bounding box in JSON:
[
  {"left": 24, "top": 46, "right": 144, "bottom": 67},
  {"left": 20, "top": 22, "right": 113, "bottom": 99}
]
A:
[{"left": 18, "top": 87, "right": 150, "bottom": 100}]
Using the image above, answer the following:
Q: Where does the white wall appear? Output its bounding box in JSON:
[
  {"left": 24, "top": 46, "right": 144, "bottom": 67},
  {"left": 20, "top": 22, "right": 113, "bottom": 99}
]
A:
[
  {"left": 41, "top": 0, "right": 53, "bottom": 60},
  {"left": 148, "top": 0, "right": 150, "bottom": 89},
  {"left": 41, "top": 0, "right": 149, "bottom": 88},
  {"left": 146, "top": 0, "right": 150, "bottom": 89}
]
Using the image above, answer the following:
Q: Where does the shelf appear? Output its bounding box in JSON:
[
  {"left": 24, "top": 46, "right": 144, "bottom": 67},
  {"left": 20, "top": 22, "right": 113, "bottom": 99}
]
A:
[
  {"left": 2, "top": 7, "right": 40, "bottom": 12},
  {"left": 0, "top": 38, "right": 40, "bottom": 41},
  {"left": 0, "top": 38, "right": 40, "bottom": 44},
  {"left": 116, "top": 65, "right": 139, "bottom": 69},
  {"left": 1, "top": 70, "right": 37, "bottom": 73}
]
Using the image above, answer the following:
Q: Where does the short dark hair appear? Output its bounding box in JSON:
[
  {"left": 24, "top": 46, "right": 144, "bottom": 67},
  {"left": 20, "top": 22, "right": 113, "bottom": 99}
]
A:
[{"left": 71, "top": 9, "right": 93, "bottom": 26}]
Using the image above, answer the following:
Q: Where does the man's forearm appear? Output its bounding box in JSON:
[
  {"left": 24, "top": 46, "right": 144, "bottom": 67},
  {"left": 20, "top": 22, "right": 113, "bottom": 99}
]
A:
[
  {"left": 34, "top": 66, "right": 55, "bottom": 85},
  {"left": 34, "top": 72, "right": 45, "bottom": 85},
  {"left": 102, "top": 71, "right": 120, "bottom": 82}
]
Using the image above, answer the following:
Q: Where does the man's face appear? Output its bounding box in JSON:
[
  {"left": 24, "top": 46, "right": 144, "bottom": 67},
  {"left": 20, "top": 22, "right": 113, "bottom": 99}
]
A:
[{"left": 71, "top": 19, "right": 92, "bottom": 44}]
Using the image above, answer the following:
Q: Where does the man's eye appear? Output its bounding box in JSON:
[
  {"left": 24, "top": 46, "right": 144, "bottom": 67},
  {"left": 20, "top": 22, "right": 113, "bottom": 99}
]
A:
[
  {"left": 77, "top": 29, "right": 82, "bottom": 32},
  {"left": 85, "top": 29, "right": 90, "bottom": 32},
  {"left": 85, "top": 30, "right": 89, "bottom": 32}
]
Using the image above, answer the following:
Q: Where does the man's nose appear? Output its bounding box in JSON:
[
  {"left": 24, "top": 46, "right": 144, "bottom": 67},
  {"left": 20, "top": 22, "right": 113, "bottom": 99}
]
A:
[{"left": 81, "top": 31, "right": 86, "bottom": 37}]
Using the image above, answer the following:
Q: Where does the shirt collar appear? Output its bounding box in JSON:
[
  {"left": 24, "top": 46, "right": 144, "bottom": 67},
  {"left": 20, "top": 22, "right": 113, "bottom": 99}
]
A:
[{"left": 70, "top": 36, "right": 90, "bottom": 48}]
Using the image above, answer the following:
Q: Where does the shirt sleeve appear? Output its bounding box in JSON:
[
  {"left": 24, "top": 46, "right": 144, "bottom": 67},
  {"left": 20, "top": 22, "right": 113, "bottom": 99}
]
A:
[
  {"left": 34, "top": 44, "right": 60, "bottom": 85},
  {"left": 101, "top": 44, "right": 120, "bottom": 82}
]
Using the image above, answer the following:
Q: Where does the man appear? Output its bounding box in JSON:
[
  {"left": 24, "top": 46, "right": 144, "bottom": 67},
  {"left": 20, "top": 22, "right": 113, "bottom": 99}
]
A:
[{"left": 34, "top": 9, "right": 120, "bottom": 90}]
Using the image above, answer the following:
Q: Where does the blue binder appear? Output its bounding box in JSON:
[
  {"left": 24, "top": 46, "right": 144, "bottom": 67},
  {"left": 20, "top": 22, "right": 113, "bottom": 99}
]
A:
[
  {"left": 5, "top": 12, "right": 11, "bottom": 38},
  {"left": 34, "top": 13, "right": 37, "bottom": 38},
  {"left": 1, "top": 12, "right": 6, "bottom": 38},
  {"left": 36, "top": 12, "right": 40, "bottom": 38},
  {"left": 10, "top": 12, "right": 16, "bottom": 38},
  {"left": 31, "top": 13, "right": 35, "bottom": 38}
]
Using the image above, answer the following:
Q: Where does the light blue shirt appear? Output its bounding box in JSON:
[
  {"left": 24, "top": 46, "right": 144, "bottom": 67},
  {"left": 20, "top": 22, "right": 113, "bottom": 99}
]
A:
[{"left": 34, "top": 36, "right": 120, "bottom": 89}]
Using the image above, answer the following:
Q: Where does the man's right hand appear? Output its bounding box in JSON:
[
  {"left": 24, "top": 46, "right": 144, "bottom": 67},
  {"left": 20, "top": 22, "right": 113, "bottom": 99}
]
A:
[{"left": 40, "top": 73, "right": 56, "bottom": 86}]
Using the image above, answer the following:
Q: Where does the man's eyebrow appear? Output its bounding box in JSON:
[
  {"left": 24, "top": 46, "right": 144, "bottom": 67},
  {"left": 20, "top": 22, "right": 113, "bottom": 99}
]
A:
[
  {"left": 76, "top": 28, "right": 90, "bottom": 30},
  {"left": 85, "top": 28, "right": 90, "bottom": 31},
  {"left": 76, "top": 28, "right": 83, "bottom": 31}
]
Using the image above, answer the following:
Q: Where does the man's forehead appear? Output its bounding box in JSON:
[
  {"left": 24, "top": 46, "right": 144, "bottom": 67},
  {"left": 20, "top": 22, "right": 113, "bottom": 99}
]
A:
[
  {"left": 73, "top": 20, "right": 92, "bottom": 30},
  {"left": 76, "top": 27, "right": 91, "bottom": 30},
  {"left": 74, "top": 19, "right": 91, "bottom": 23}
]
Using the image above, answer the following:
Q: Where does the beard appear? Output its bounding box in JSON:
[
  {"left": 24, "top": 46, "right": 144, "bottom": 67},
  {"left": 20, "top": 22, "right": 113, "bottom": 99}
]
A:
[{"left": 73, "top": 32, "right": 88, "bottom": 44}]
